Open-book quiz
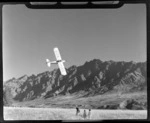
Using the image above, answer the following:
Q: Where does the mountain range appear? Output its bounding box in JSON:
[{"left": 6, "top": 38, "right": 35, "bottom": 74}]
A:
[{"left": 3, "top": 59, "right": 147, "bottom": 109}]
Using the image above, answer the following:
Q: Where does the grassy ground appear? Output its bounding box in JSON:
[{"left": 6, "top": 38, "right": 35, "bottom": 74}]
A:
[
  {"left": 4, "top": 107, "right": 147, "bottom": 120},
  {"left": 13, "top": 91, "right": 147, "bottom": 109}
]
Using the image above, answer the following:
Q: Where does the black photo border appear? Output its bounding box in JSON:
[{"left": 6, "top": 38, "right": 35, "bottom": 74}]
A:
[{"left": 0, "top": 0, "right": 149, "bottom": 122}]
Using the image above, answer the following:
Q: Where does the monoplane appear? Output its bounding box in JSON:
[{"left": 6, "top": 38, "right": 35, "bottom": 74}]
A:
[{"left": 46, "top": 47, "right": 67, "bottom": 76}]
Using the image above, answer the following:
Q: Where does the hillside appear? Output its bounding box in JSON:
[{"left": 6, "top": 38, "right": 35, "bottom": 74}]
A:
[{"left": 3, "top": 59, "right": 147, "bottom": 109}]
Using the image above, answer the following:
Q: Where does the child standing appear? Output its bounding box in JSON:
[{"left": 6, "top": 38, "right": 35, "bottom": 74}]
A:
[
  {"left": 83, "top": 110, "right": 87, "bottom": 119},
  {"left": 88, "top": 109, "right": 91, "bottom": 119},
  {"left": 76, "top": 106, "right": 80, "bottom": 116}
]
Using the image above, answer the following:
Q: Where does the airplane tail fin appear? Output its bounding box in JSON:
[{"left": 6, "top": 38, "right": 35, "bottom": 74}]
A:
[{"left": 46, "top": 59, "right": 51, "bottom": 67}]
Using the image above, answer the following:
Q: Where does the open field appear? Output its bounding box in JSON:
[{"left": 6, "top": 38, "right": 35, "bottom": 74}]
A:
[
  {"left": 4, "top": 107, "right": 147, "bottom": 120},
  {"left": 11, "top": 91, "right": 147, "bottom": 109}
]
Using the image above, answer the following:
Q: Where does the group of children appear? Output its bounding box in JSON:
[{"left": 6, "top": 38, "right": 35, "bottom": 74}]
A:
[{"left": 76, "top": 107, "right": 91, "bottom": 119}]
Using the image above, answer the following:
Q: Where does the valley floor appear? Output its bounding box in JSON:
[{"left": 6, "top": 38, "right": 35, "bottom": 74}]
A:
[{"left": 4, "top": 107, "right": 147, "bottom": 120}]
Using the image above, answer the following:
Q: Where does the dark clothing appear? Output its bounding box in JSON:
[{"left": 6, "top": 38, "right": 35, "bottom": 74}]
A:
[
  {"left": 76, "top": 107, "right": 80, "bottom": 115},
  {"left": 76, "top": 107, "right": 80, "bottom": 112}
]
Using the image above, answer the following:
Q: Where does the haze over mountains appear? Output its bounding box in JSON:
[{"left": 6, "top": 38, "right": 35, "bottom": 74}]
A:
[{"left": 3, "top": 59, "right": 147, "bottom": 109}]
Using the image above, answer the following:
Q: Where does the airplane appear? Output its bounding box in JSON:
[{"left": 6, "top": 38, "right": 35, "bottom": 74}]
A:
[{"left": 46, "top": 47, "right": 67, "bottom": 76}]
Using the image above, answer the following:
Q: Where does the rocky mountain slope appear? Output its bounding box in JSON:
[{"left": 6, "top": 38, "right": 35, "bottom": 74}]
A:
[{"left": 3, "top": 59, "right": 146, "bottom": 106}]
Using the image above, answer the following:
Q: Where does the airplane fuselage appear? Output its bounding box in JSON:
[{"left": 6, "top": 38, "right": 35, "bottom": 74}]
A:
[{"left": 51, "top": 60, "right": 65, "bottom": 64}]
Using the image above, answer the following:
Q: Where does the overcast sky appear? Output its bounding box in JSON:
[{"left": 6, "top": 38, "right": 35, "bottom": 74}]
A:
[{"left": 3, "top": 4, "right": 146, "bottom": 81}]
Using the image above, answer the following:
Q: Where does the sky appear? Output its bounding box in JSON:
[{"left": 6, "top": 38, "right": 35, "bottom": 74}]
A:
[{"left": 3, "top": 4, "right": 146, "bottom": 81}]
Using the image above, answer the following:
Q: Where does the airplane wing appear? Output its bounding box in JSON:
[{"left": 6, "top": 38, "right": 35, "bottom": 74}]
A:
[
  {"left": 54, "top": 47, "right": 62, "bottom": 61},
  {"left": 58, "top": 62, "right": 67, "bottom": 75}
]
